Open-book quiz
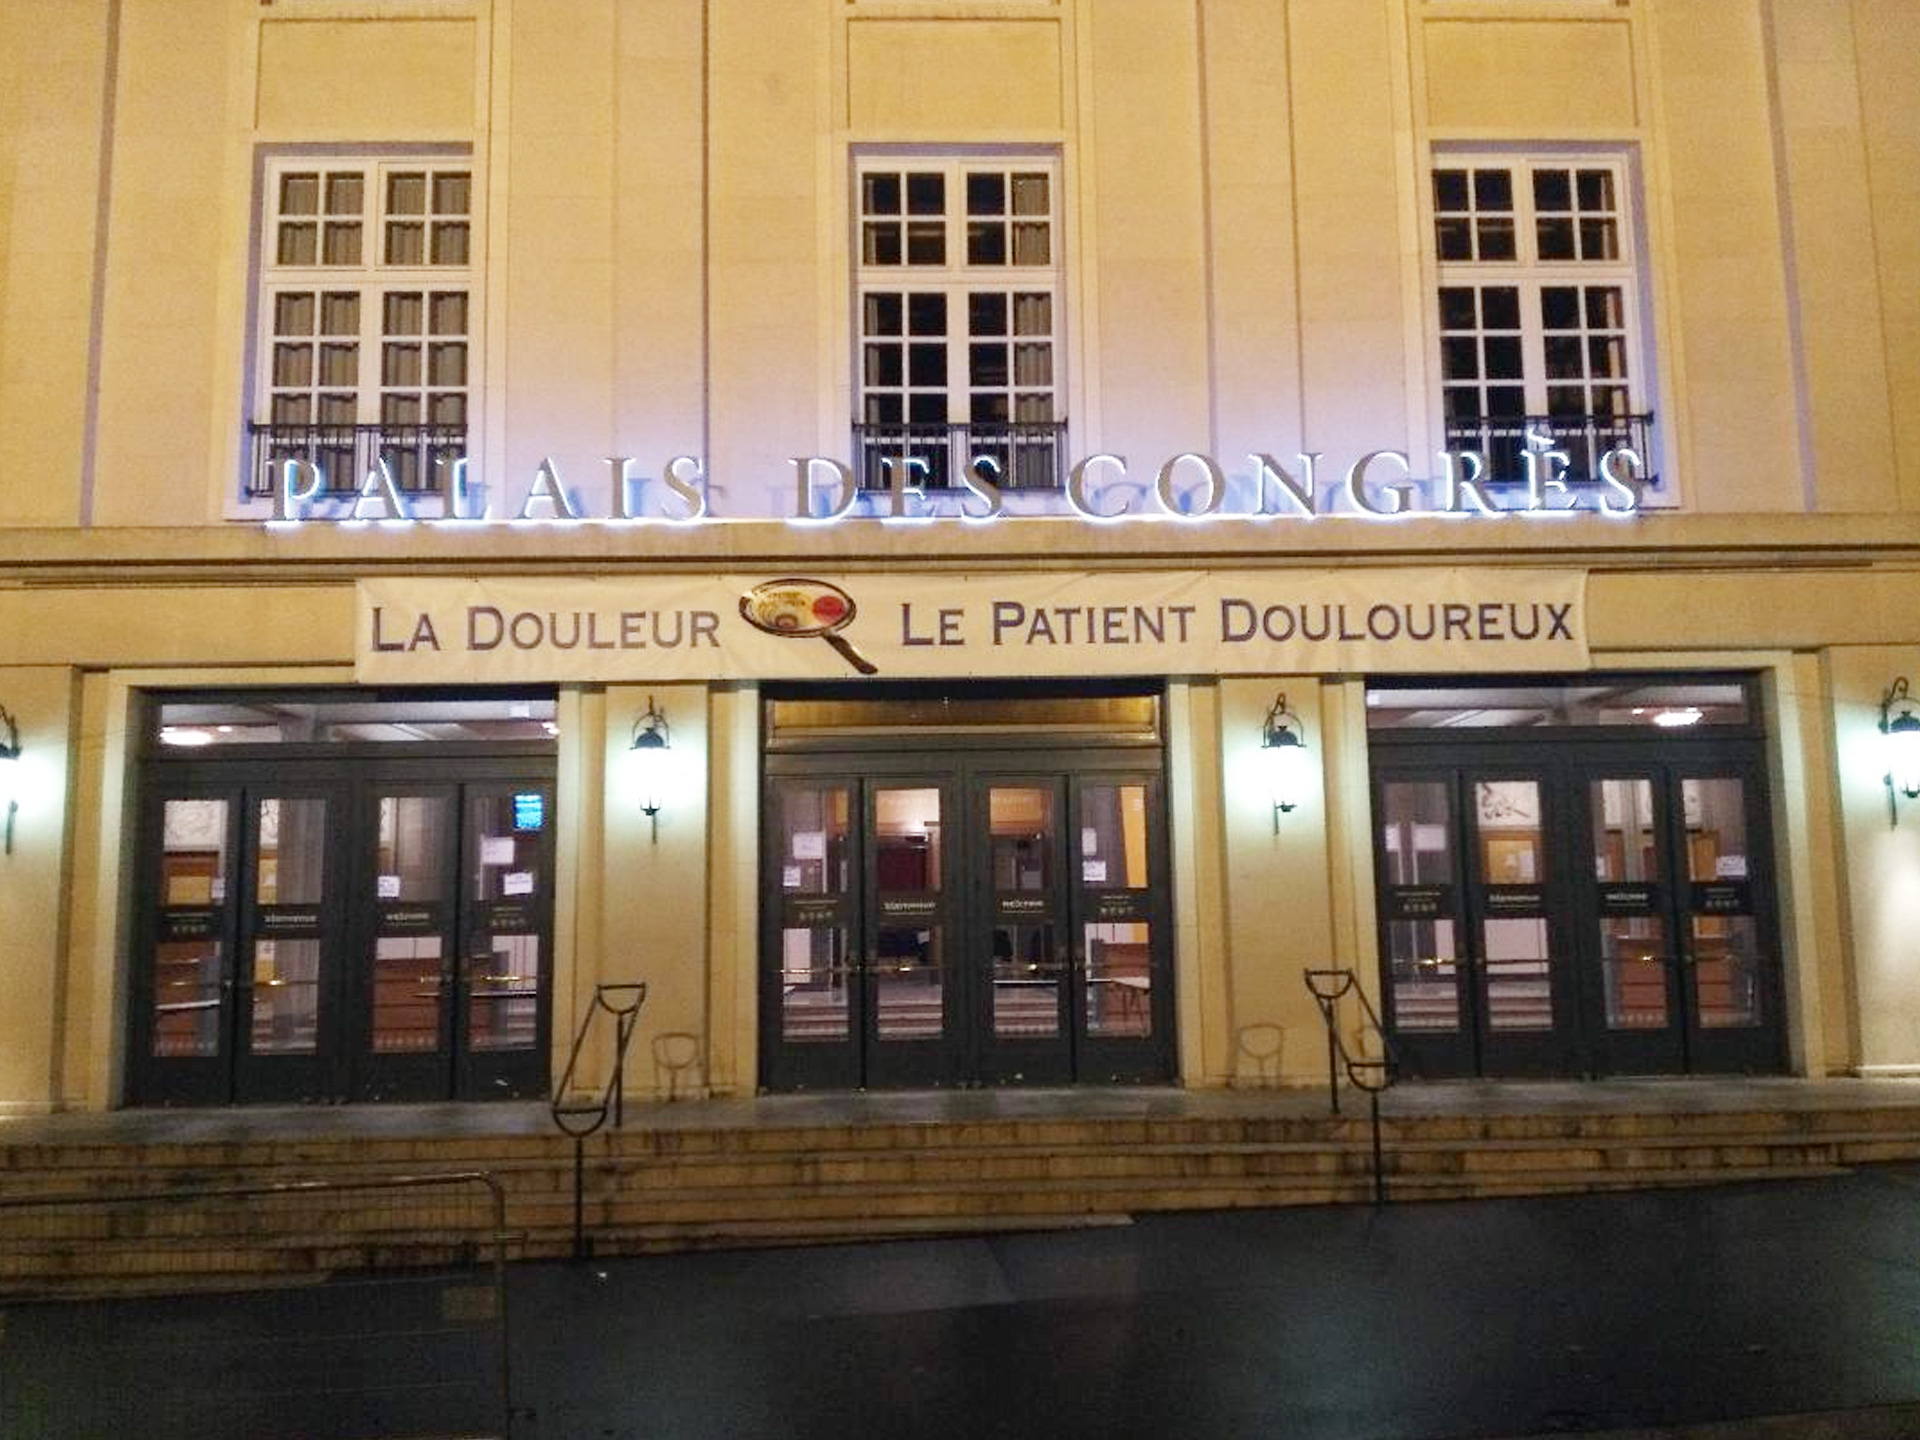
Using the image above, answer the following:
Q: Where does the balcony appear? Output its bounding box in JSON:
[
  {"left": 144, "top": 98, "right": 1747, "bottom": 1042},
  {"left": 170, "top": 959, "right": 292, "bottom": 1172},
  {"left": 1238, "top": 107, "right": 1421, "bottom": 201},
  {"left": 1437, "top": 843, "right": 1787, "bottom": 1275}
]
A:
[
  {"left": 852, "top": 420, "right": 1067, "bottom": 494},
  {"left": 1442, "top": 412, "right": 1657, "bottom": 493},
  {"left": 244, "top": 422, "right": 466, "bottom": 502}
]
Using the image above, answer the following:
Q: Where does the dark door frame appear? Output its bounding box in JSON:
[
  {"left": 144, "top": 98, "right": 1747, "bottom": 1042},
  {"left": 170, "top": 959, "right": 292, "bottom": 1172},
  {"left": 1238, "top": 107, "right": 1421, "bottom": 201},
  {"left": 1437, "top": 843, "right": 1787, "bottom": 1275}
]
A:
[
  {"left": 128, "top": 754, "right": 556, "bottom": 1106},
  {"left": 1370, "top": 730, "right": 1786, "bottom": 1080}
]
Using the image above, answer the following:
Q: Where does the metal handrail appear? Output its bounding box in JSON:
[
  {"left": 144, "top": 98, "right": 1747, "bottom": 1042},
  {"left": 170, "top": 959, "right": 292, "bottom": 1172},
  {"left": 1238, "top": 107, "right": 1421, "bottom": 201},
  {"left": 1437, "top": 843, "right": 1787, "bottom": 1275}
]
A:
[
  {"left": 0, "top": 1171, "right": 513, "bottom": 1436},
  {"left": 549, "top": 981, "right": 648, "bottom": 1259},
  {"left": 244, "top": 420, "right": 466, "bottom": 499},
  {"left": 1441, "top": 410, "right": 1657, "bottom": 488},
  {"left": 1303, "top": 968, "right": 1399, "bottom": 1204}
]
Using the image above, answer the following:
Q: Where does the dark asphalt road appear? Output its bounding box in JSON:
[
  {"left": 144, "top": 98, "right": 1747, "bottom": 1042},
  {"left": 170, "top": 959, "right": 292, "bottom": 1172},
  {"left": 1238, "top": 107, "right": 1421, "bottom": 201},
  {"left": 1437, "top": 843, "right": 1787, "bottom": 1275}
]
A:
[{"left": 6, "top": 1165, "right": 1920, "bottom": 1439}]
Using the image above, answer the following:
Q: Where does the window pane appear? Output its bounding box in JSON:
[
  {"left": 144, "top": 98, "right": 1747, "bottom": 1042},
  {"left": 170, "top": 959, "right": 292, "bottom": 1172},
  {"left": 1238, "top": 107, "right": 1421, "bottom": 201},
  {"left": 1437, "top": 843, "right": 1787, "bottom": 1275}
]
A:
[
  {"left": 1435, "top": 217, "right": 1473, "bottom": 261},
  {"left": 1012, "top": 292, "right": 1051, "bottom": 334},
  {"left": 1579, "top": 218, "right": 1618, "bottom": 261},
  {"left": 966, "top": 172, "right": 1004, "bottom": 215},
  {"left": 905, "top": 172, "right": 945, "bottom": 215},
  {"left": 384, "top": 292, "right": 425, "bottom": 336},
  {"left": 1577, "top": 169, "right": 1615, "bottom": 211},
  {"left": 1479, "top": 287, "right": 1520, "bottom": 329},
  {"left": 322, "top": 222, "right": 362, "bottom": 265},
  {"left": 325, "top": 173, "right": 363, "bottom": 216},
  {"left": 862, "top": 172, "right": 901, "bottom": 215},
  {"left": 429, "top": 291, "right": 468, "bottom": 335},
  {"left": 1476, "top": 217, "right": 1516, "bottom": 260},
  {"left": 967, "top": 221, "right": 1007, "bottom": 265},
  {"left": 320, "top": 291, "right": 359, "bottom": 333},
  {"left": 863, "top": 221, "right": 902, "bottom": 266},
  {"left": 1013, "top": 342, "right": 1051, "bottom": 386},
  {"left": 905, "top": 221, "right": 944, "bottom": 264},
  {"left": 1536, "top": 217, "right": 1575, "bottom": 261},
  {"left": 277, "top": 223, "right": 318, "bottom": 265},
  {"left": 386, "top": 221, "right": 425, "bottom": 265},
  {"left": 1585, "top": 287, "right": 1625, "bottom": 328},
  {"left": 970, "top": 342, "right": 1008, "bottom": 387},
  {"left": 387, "top": 172, "right": 427, "bottom": 215},
  {"left": 1484, "top": 336, "right": 1523, "bottom": 379},
  {"left": 969, "top": 292, "right": 1008, "bottom": 335},
  {"left": 431, "top": 222, "right": 469, "bottom": 265},
  {"left": 1532, "top": 169, "right": 1571, "bottom": 212},
  {"left": 1473, "top": 168, "right": 1512, "bottom": 210},
  {"left": 432, "top": 171, "right": 470, "bottom": 215},
  {"left": 273, "top": 343, "right": 312, "bottom": 387},
  {"left": 907, "top": 292, "right": 947, "bottom": 335},
  {"left": 1432, "top": 169, "right": 1469, "bottom": 211},
  {"left": 1010, "top": 173, "right": 1048, "bottom": 214},
  {"left": 908, "top": 343, "right": 947, "bottom": 386},
  {"left": 1540, "top": 286, "right": 1580, "bottom": 329},
  {"left": 280, "top": 173, "right": 320, "bottom": 215},
  {"left": 275, "top": 292, "right": 315, "bottom": 336},
  {"left": 317, "top": 343, "right": 358, "bottom": 386},
  {"left": 1438, "top": 287, "right": 1477, "bottom": 331},
  {"left": 429, "top": 393, "right": 467, "bottom": 426},
  {"left": 864, "top": 343, "right": 902, "bottom": 387},
  {"left": 864, "top": 292, "right": 903, "bottom": 336},
  {"left": 1081, "top": 784, "right": 1150, "bottom": 888},
  {"left": 383, "top": 342, "right": 422, "bottom": 387}
]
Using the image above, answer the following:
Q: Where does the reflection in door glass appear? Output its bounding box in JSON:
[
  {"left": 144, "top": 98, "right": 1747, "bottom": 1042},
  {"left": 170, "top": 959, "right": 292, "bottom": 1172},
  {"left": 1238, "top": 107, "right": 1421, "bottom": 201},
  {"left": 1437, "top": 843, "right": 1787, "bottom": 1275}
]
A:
[
  {"left": 875, "top": 924, "right": 943, "bottom": 1038},
  {"left": 782, "top": 926, "right": 850, "bottom": 1041},
  {"left": 251, "top": 797, "right": 326, "bottom": 1054},
  {"left": 779, "top": 786, "right": 850, "bottom": 894},
  {"left": 1084, "top": 921, "right": 1151, "bottom": 1037},
  {"left": 1592, "top": 779, "right": 1656, "bottom": 882},
  {"left": 1080, "top": 785, "right": 1148, "bottom": 887},
  {"left": 1380, "top": 782, "right": 1459, "bottom": 1032},
  {"left": 990, "top": 787, "right": 1052, "bottom": 891},
  {"left": 152, "top": 798, "right": 230, "bottom": 1058},
  {"left": 371, "top": 796, "right": 450, "bottom": 1055},
  {"left": 876, "top": 788, "right": 942, "bottom": 893},
  {"left": 1476, "top": 781, "right": 1545, "bottom": 884},
  {"left": 1385, "top": 919, "right": 1459, "bottom": 1031},
  {"left": 993, "top": 922, "right": 1059, "bottom": 1037},
  {"left": 1482, "top": 917, "right": 1553, "bottom": 1031},
  {"left": 1686, "top": 775, "right": 1761, "bottom": 1028},
  {"left": 469, "top": 933, "right": 541, "bottom": 1050},
  {"left": 1591, "top": 779, "right": 1669, "bottom": 1029},
  {"left": 468, "top": 793, "right": 543, "bottom": 1053}
]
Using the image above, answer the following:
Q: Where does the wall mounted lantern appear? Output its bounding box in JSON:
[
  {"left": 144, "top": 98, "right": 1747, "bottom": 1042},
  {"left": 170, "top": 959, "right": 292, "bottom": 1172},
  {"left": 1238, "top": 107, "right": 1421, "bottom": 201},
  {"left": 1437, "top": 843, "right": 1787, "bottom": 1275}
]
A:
[
  {"left": 1259, "top": 692, "right": 1311, "bottom": 832},
  {"left": 1880, "top": 677, "right": 1920, "bottom": 826},
  {"left": 630, "top": 696, "right": 672, "bottom": 843},
  {"left": 0, "top": 705, "right": 19, "bottom": 855}
]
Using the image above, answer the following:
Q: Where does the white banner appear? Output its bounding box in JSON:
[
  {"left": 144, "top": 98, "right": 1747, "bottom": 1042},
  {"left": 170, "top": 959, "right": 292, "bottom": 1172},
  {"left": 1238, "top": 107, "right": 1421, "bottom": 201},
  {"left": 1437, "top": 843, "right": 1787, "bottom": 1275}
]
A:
[{"left": 354, "top": 568, "right": 1590, "bottom": 683}]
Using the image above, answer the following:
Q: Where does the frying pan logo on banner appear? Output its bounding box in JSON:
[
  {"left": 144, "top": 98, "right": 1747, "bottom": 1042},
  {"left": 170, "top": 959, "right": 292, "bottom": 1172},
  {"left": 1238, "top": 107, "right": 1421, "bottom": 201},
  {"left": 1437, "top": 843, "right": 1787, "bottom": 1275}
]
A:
[{"left": 738, "top": 579, "right": 879, "bottom": 675}]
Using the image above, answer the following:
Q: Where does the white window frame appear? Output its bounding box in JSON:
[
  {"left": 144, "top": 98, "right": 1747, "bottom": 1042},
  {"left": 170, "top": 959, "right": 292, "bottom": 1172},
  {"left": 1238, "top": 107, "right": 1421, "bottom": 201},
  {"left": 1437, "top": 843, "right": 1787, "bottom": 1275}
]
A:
[
  {"left": 1429, "top": 149, "right": 1660, "bottom": 497},
  {"left": 250, "top": 152, "right": 474, "bottom": 502},
  {"left": 852, "top": 151, "right": 1064, "bottom": 491}
]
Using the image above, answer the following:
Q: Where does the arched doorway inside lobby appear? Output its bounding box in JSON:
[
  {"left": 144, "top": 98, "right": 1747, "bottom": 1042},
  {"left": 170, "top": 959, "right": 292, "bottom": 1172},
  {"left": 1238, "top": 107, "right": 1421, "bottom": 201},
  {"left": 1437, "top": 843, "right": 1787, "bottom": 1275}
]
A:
[
  {"left": 759, "top": 683, "right": 1176, "bottom": 1090},
  {"left": 125, "top": 690, "right": 558, "bottom": 1106},
  {"left": 1368, "top": 675, "right": 1789, "bottom": 1080}
]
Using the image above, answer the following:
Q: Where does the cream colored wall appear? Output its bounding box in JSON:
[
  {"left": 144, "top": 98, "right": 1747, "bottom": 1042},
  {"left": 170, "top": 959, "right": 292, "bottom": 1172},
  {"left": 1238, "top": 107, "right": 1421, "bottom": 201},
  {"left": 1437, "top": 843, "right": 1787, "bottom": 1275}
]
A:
[
  {"left": 1766, "top": 0, "right": 1898, "bottom": 513},
  {"left": 0, "top": 3, "right": 109, "bottom": 528},
  {"left": 1828, "top": 647, "right": 1920, "bottom": 1075},
  {"left": 0, "top": 669, "right": 79, "bottom": 1113},
  {"left": 1852, "top": 0, "right": 1920, "bottom": 513}
]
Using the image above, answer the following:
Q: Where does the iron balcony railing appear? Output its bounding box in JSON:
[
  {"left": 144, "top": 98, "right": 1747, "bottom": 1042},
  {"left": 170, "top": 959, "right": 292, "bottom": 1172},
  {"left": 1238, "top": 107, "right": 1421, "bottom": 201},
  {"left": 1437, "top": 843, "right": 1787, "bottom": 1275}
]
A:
[
  {"left": 852, "top": 420, "right": 1068, "bottom": 494},
  {"left": 1442, "top": 411, "right": 1656, "bottom": 492},
  {"left": 245, "top": 421, "right": 466, "bottom": 500}
]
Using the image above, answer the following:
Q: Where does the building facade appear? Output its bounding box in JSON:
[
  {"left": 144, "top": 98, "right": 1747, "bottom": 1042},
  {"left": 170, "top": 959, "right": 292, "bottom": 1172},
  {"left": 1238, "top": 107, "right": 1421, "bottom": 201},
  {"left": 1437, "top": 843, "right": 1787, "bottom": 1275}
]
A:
[{"left": 2, "top": 0, "right": 1917, "bottom": 1112}]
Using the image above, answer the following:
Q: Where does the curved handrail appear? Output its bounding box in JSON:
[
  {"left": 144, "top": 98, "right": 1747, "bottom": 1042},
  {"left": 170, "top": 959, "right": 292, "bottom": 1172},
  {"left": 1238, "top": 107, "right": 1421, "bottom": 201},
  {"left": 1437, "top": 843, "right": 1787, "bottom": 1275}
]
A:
[
  {"left": 1303, "top": 967, "right": 1399, "bottom": 1203},
  {"left": 550, "top": 981, "right": 649, "bottom": 1138}
]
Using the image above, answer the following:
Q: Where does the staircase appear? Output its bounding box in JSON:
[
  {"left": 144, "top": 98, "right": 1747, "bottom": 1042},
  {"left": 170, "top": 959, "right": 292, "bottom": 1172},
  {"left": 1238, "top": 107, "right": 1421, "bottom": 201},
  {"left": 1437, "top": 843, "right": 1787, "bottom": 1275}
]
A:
[{"left": 5, "top": 1089, "right": 1920, "bottom": 1294}]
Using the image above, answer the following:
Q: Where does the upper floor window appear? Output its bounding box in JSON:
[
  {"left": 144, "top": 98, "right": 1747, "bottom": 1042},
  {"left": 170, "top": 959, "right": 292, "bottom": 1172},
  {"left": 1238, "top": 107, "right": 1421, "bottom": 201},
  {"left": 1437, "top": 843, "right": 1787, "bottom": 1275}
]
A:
[
  {"left": 247, "top": 156, "right": 472, "bottom": 502},
  {"left": 1432, "top": 154, "right": 1657, "bottom": 494},
  {"left": 853, "top": 154, "right": 1064, "bottom": 493}
]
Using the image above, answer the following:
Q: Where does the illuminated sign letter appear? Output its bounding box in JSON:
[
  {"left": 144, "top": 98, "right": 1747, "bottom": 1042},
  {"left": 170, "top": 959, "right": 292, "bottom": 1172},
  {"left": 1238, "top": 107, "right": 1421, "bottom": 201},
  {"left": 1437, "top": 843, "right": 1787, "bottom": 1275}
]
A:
[
  {"left": 1522, "top": 431, "right": 1575, "bottom": 512},
  {"left": 1155, "top": 452, "right": 1228, "bottom": 519},
  {"left": 1438, "top": 449, "right": 1498, "bottom": 515},
  {"left": 273, "top": 458, "right": 324, "bottom": 522},
  {"left": 352, "top": 458, "right": 414, "bottom": 522},
  {"left": 1343, "top": 450, "right": 1415, "bottom": 517},
  {"left": 440, "top": 455, "right": 484, "bottom": 520},
  {"left": 607, "top": 456, "right": 638, "bottom": 520},
  {"left": 1249, "top": 453, "right": 1321, "bottom": 517},
  {"left": 958, "top": 453, "right": 1004, "bottom": 521},
  {"left": 518, "top": 459, "right": 583, "bottom": 520},
  {"left": 1067, "top": 453, "right": 1131, "bottom": 519},
  {"left": 662, "top": 454, "right": 709, "bottom": 522},
  {"left": 1597, "top": 446, "right": 1643, "bottom": 515},
  {"left": 791, "top": 456, "right": 858, "bottom": 521},
  {"left": 878, "top": 455, "right": 933, "bottom": 520}
]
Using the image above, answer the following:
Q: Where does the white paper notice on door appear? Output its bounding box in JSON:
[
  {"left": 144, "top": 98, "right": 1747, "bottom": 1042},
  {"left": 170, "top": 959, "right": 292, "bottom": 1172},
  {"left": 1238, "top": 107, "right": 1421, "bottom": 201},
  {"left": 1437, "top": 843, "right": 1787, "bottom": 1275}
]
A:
[
  {"left": 792, "top": 831, "right": 827, "bottom": 861},
  {"left": 480, "top": 837, "right": 516, "bottom": 866},
  {"left": 502, "top": 871, "right": 535, "bottom": 896},
  {"left": 377, "top": 874, "right": 401, "bottom": 899}
]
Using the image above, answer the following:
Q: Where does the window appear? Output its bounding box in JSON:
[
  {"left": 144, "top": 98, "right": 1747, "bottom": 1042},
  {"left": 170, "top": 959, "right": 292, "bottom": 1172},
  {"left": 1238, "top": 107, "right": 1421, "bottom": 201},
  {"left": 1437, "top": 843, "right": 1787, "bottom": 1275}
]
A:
[
  {"left": 854, "top": 155, "right": 1064, "bottom": 492},
  {"left": 1431, "top": 155, "right": 1654, "bottom": 491},
  {"left": 249, "top": 156, "right": 472, "bottom": 500}
]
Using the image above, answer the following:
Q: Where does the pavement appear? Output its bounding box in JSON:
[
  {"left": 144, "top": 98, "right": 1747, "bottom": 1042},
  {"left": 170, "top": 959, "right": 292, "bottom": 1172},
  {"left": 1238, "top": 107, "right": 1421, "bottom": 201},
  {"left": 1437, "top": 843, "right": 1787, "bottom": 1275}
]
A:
[{"left": 5, "top": 1161, "right": 1920, "bottom": 1439}]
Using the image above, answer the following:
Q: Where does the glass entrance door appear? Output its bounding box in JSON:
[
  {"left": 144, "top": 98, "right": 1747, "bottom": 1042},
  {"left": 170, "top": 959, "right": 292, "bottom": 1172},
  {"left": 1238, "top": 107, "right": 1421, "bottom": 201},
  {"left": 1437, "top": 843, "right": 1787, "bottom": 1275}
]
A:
[
  {"left": 1374, "top": 748, "right": 1783, "bottom": 1080},
  {"left": 131, "top": 769, "right": 554, "bottom": 1105},
  {"left": 1579, "top": 766, "right": 1780, "bottom": 1075},
  {"left": 762, "top": 756, "right": 1172, "bottom": 1090}
]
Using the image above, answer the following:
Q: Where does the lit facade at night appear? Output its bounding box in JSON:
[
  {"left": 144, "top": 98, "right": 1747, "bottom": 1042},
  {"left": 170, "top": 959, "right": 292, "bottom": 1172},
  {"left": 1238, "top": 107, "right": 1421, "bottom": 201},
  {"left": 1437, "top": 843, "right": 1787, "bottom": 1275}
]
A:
[{"left": 2, "top": 0, "right": 1917, "bottom": 1113}]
